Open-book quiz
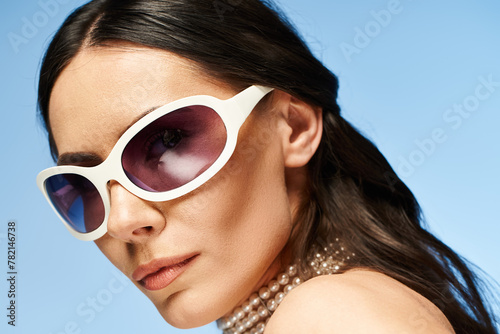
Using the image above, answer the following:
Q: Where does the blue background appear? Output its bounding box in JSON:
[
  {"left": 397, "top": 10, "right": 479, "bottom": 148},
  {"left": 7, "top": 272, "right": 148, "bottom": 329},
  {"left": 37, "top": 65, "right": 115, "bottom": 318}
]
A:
[{"left": 1, "top": 0, "right": 499, "bottom": 333}]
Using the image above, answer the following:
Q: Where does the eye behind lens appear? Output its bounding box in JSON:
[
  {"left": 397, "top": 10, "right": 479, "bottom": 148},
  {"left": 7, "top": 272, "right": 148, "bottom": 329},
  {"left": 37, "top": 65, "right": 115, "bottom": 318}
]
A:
[
  {"left": 122, "top": 105, "right": 228, "bottom": 193},
  {"left": 162, "top": 129, "right": 183, "bottom": 148}
]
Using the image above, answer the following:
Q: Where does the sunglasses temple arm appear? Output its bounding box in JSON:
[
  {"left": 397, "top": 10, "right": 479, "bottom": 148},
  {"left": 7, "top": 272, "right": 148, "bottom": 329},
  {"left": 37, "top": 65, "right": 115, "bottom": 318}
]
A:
[{"left": 230, "top": 85, "right": 274, "bottom": 123}]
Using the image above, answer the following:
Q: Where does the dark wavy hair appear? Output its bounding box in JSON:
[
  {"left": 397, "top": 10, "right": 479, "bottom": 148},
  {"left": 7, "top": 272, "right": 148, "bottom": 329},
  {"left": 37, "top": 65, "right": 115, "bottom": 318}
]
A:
[{"left": 37, "top": 0, "right": 498, "bottom": 332}]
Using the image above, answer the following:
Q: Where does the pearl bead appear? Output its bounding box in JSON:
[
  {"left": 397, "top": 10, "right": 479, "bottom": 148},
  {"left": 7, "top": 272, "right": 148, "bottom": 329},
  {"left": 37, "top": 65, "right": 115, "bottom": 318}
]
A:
[
  {"left": 256, "top": 322, "right": 265, "bottom": 333},
  {"left": 275, "top": 292, "right": 285, "bottom": 304},
  {"left": 228, "top": 327, "right": 239, "bottom": 334},
  {"left": 234, "top": 308, "right": 245, "bottom": 320},
  {"left": 244, "top": 318, "right": 252, "bottom": 328},
  {"left": 266, "top": 299, "right": 277, "bottom": 311},
  {"left": 258, "top": 287, "right": 270, "bottom": 300},
  {"left": 268, "top": 280, "right": 280, "bottom": 292},
  {"left": 277, "top": 273, "right": 289, "bottom": 285},
  {"left": 235, "top": 321, "right": 245, "bottom": 332},
  {"left": 292, "top": 277, "right": 302, "bottom": 287},
  {"left": 284, "top": 284, "right": 294, "bottom": 294},
  {"left": 219, "top": 318, "right": 232, "bottom": 329},
  {"left": 257, "top": 305, "right": 268, "bottom": 317},
  {"left": 242, "top": 301, "right": 252, "bottom": 313},
  {"left": 287, "top": 265, "right": 297, "bottom": 276},
  {"left": 249, "top": 311, "right": 259, "bottom": 323},
  {"left": 250, "top": 293, "right": 260, "bottom": 306}
]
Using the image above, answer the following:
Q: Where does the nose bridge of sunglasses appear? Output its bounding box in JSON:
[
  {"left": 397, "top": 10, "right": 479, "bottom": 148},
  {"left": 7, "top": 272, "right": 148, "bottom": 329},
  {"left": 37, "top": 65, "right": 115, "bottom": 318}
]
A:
[
  {"left": 98, "top": 154, "right": 163, "bottom": 204},
  {"left": 105, "top": 178, "right": 148, "bottom": 206},
  {"left": 89, "top": 151, "right": 131, "bottom": 194}
]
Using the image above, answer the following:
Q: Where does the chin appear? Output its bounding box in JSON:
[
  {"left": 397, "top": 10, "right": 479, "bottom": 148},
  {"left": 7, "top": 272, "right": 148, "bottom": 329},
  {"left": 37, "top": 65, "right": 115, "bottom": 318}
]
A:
[{"left": 153, "top": 290, "right": 221, "bottom": 329}]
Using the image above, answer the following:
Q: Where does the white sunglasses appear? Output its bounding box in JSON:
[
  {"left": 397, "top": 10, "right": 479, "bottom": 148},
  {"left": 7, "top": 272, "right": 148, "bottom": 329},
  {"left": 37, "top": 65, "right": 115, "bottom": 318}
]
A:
[{"left": 37, "top": 85, "right": 274, "bottom": 241}]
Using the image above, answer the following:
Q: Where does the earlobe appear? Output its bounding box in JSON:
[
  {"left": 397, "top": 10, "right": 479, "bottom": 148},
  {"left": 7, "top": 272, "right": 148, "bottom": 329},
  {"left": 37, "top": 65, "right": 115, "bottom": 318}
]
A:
[{"left": 277, "top": 92, "right": 323, "bottom": 168}]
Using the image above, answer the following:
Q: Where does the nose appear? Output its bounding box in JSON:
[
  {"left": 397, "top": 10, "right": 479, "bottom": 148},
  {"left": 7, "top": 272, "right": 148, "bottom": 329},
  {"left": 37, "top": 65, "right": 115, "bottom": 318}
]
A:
[{"left": 106, "top": 181, "right": 165, "bottom": 243}]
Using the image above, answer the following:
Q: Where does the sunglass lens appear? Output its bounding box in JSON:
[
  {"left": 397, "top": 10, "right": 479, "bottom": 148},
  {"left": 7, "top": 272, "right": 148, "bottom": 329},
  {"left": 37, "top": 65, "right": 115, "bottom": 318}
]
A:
[
  {"left": 122, "top": 105, "right": 227, "bottom": 192},
  {"left": 45, "top": 174, "right": 104, "bottom": 234}
]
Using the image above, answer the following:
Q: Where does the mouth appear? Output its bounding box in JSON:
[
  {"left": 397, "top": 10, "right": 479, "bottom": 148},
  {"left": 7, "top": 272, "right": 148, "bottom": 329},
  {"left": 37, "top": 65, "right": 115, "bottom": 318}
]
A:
[{"left": 133, "top": 253, "right": 199, "bottom": 291}]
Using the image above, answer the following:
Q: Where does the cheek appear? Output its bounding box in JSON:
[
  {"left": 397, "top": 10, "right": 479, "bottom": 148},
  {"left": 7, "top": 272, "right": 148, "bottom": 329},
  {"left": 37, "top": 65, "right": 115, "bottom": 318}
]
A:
[
  {"left": 188, "top": 115, "right": 291, "bottom": 247},
  {"left": 180, "top": 120, "right": 292, "bottom": 301}
]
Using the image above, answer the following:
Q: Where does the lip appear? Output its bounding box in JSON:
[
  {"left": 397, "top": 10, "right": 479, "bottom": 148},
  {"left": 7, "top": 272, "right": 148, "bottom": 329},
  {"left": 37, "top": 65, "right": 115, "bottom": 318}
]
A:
[{"left": 133, "top": 253, "right": 198, "bottom": 291}]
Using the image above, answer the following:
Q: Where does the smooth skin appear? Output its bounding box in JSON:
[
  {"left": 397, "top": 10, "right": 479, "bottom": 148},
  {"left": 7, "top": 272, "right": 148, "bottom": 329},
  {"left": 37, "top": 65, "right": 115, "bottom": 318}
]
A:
[
  {"left": 266, "top": 271, "right": 455, "bottom": 333},
  {"left": 48, "top": 42, "right": 453, "bottom": 332}
]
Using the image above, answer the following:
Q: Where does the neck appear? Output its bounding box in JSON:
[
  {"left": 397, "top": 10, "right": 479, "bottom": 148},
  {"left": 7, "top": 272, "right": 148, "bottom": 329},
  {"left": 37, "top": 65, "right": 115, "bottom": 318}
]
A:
[{"left": 218, "top": 240, "right": 353, "bottom": 334}]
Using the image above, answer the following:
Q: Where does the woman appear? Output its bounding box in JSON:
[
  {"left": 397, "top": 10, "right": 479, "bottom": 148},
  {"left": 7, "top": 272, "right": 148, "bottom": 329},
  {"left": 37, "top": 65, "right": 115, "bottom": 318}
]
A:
[{"left": 36, "top": 0, "right": 498, "bottom": 333}]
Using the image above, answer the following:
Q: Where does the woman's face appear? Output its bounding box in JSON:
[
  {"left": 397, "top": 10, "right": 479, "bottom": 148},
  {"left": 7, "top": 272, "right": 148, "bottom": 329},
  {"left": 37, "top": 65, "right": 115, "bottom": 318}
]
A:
[{"left": 49, "top": 44, "right": 297, "bottom": 328}]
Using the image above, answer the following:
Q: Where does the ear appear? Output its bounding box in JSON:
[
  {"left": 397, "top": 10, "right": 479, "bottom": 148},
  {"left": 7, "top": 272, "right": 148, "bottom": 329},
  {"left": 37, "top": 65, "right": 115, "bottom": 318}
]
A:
[{"left": 274, "top": 91, "right": 323, "bottom": 168}]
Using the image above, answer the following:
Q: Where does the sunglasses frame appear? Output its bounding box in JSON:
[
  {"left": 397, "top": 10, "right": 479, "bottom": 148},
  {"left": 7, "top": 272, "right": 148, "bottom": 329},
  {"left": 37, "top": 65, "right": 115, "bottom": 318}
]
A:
[{"left": 37, "top": 85, "right": 274, "bottom": 241}]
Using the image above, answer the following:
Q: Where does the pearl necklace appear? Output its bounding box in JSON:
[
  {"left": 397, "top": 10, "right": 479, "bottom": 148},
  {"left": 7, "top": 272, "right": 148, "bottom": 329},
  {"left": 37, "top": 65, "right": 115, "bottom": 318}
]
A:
[{"left": 218, "top": 240, "right": 353, "bottom": 334}]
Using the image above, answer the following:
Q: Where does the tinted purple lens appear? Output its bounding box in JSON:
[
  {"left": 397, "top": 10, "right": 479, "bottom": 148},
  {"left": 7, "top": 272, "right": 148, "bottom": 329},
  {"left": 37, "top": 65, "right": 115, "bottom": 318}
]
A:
[
  {"left": 45, "top": 174, "right": 104, "bottom": 233},
  {"left": 122, "top": 105, "right": 227, "bottom": 192}
]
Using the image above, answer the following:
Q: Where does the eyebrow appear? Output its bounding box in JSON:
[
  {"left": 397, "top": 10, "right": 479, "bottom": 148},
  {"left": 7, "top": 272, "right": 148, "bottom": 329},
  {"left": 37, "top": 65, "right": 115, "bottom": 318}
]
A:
[
  {"left": 56, "top": 105, "right": 161, "bottom": 166},
  {"left": 57, "top": 152, "right": 103, "bottom": 166}
]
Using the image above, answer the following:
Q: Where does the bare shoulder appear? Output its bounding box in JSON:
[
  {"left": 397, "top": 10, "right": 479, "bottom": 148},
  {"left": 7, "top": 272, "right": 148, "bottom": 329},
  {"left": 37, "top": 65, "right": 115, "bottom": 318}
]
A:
[{"left": 265, "top": 269, "right": 455, "bottom": 334}]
